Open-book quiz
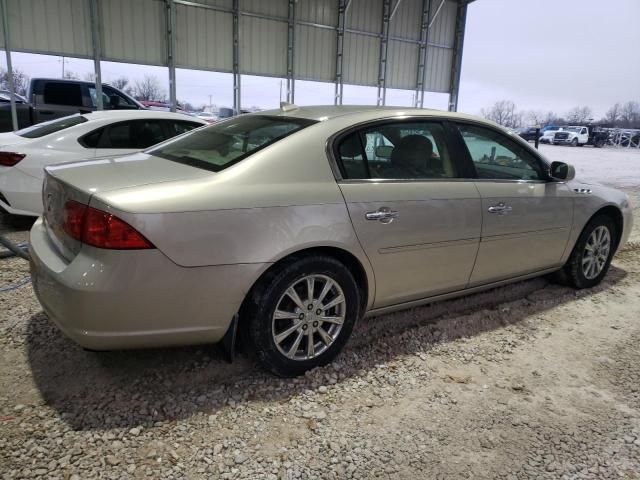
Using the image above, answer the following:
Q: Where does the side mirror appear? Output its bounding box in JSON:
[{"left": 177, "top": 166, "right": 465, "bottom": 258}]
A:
[
  {"left": 374, "top": 145, "right": 393, "bottom": 159},
  {"left": 549, "top": 161, "right": 575, "bottom": 181}
]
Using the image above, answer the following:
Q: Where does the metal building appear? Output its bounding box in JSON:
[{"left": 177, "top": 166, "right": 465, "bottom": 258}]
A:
[{"left": 0, "top": 0, "right": 473, "bottom": 130}]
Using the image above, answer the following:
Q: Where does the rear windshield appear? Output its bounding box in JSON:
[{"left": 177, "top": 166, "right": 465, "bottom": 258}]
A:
[
  {"left": 148, "top": 115, "right": 316, "bottom": 172},
  {"left": 16, "top": 114, "right": 88, "bottom": 138}
]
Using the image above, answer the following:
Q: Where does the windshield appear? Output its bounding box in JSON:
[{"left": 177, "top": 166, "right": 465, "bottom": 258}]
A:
[
  {"left": 16, "top": 114, "right": 88, "bottom": 139},
  {"left": 566, "top": 127, "right": 581, "bottom": 132},
  {"left": 149, "top": 115, "right": 317, "bottom": 172}
]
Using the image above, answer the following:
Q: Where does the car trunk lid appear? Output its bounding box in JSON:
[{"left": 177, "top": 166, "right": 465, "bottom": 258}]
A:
[{"left": 42, "top": 153, "right": 212, "bottom": 261}]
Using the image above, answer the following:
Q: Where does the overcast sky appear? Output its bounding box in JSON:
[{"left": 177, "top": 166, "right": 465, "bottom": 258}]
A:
[
  {"left": 458, "top": 0, "right": 640, "bottom": 118},
  {"left": 2, "top": 0, "right": 639, "bottom": 118}
]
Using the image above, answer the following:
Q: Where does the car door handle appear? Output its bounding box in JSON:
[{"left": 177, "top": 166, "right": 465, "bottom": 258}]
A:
[
  {"left": 487, "top": 203, "right": 513, "bottom": 215},
  {"left": 365, "top": 207, "right": 399, "bottom": 223}
]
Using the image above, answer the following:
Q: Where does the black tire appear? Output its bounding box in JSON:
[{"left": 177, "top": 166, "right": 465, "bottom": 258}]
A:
[
  {"left": 563, "top": 215, "right": 617, "bottom": 289},
  {"left": 244, "top": 255, "right": 361, "bottom": 377},
  {"left": 571, "top": 138, "right": 578, "bottom": 146}
]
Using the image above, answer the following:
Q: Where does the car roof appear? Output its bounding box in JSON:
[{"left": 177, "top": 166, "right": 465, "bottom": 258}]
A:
[
  {"left": 81, "top": 110, "right": 207, "bottom": 123},
  {"left": 254, "top": 105, "right": 491, "bottom": 125}
]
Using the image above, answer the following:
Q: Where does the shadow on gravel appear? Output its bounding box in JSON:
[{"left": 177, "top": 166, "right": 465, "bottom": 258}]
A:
[{"left": 25, "top": 266, "right": 627, "bottom": 431}]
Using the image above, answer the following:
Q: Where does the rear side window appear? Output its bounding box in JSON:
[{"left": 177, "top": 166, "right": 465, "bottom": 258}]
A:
[
  {"left": 16, "top": 114, "right": 87, "bottom": 138},
  {"left": 336, "top": 121, "right": 456, "bottom": 180},
  {"left": 43, "top": 83, "right": 83, "bottom": 106},
  {"left": 149, "top": 115, "right": 316, "bottom": 172},
  {"left": 102, "top": 120, "right": 167, "bottom": 149}
]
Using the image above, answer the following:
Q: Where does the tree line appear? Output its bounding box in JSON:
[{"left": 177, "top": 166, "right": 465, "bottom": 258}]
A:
[{"left": 481, "top": 99, "right": 640, "bottom": 130}]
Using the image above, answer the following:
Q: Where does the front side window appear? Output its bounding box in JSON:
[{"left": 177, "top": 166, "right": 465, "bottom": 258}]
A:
[
  {"left": 16, "top": 114, "right": 87, "bottom": 139},
  {"left": 457, "top": 124, "right": 546, "bottom": 181},
  {"left": 336, "top": 121, "right": 456, "bottom": 180},
  {"left": 88, "top": 86, "right": 137, "bottom": 109},
  {"left": 149, "top": 115, "right": 316, "bottom": 172}
]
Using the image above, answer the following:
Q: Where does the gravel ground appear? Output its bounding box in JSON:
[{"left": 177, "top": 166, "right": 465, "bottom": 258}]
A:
[{"left": 1, "top": 145, "right": 640, "bottom": 479}]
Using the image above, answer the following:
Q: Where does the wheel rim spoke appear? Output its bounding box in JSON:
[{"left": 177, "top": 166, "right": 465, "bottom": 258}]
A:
[
  {"left": 317, "top": 327, "right": 333, "bottom": 346},
  {"left": 286, "top": 287, "right": 306, "bottom": 311},
  {"left": 320, "top": 315, "right": 344, "bottom": 325},
  {"left": 274, "top": 309, "right": 300, "bottom": 320},
  {"left": 287, "top": 331, "right": 304, "bottom": 358},
  {"left": 275, "top": 322, "right": 303, "bottom": 344},
  {"left": 322, "top": 294, "right": 345, "bottom": 311},
  {"left": 317, "top": 278, "right": 335, "bottom": 304},
  {"left": 306, "top": 277, "right": 315, "bottom": 303},
  {"left": 306, "top": 331, "right": 315, "bottom": 358}
]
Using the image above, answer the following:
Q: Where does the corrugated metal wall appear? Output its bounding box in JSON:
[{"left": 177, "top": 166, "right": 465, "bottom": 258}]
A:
[{"left": 1, "top": 0, "right": 463, "bottom": 95}]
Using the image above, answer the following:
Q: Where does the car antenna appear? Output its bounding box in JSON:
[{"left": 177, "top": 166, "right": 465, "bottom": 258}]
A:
[{"left": 280, "top": 101, "right": 298, "bottom": 112}]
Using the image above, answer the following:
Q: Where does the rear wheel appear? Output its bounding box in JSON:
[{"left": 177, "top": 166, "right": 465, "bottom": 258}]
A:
[
  {"left": 563, "top": 215, "right": 616, "bottom": 289},
  {"left": 245, "top": 255, "right": 360, "bottom": 376}
]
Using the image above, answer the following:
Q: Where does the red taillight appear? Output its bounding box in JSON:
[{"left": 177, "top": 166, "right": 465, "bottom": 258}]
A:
[
  {"left": 63, "top": 200, "right": 154, "bottom": 250},
  {"left": 0, "top": 152, "right": 26, "bottom": 167}
]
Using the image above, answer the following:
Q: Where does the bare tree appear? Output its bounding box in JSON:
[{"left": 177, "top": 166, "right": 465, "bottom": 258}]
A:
[
  {"left": 481, "top": 100, "right": 521, "bottom": 128},
  {"left": 63, "top": 70, "right": 79, "bottom": 80},
  {"left": 620, "top": 101, "right": 640, "bottom": 128},
  {"left": 0, "top": 67, "right": 30, "bottom": 96},
  {"left": 108, "top": 76, "right": 133, "bottom": 96},
  {"left": 525, "top": 110, "right": 545, "bottom": 126},
  {"left": 541, "top": 111, "right": 559, "bottom": 126},
  {"left": 604, "top": 103, "right": 622, "bottom": 125},
  {"left": 132, "top": 75, "right": 166, "bottom": 102},
  {"left": 84, "top": 72, "right": 97, "bottom": 82},
  {"left": 565, "top": 106, "right": 593, "bottom": 124}
]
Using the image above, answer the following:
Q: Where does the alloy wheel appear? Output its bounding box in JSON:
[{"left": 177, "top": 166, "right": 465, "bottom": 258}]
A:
[
  {"left": 271, "top": 274, "right": 346, "bottom": 361},
  {"left": 582, "top": 225, "right": 611, "bottom": 280}
]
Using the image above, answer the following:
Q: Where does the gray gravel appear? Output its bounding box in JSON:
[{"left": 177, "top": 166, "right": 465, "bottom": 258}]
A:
[{"left": 1, "top": 198, "right": 640, "bottom": 479}]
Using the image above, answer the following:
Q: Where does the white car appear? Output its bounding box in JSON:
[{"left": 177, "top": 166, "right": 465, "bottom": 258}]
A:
[
  {"left": 540, "top": 127, "right": 563, "bottom": 144},
  {"left": 0, "top": 110, "right": 206, "bottom": 216}
]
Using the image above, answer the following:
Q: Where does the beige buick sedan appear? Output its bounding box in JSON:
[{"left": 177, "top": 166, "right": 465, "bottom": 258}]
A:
[{"left": 30, "top": 106, "right": 633, "bottom": 376}]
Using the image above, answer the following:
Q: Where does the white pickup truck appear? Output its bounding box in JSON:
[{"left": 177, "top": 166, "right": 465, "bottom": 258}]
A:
[{"left": 552, "top": 126, "right": 589, "bottom": 146}]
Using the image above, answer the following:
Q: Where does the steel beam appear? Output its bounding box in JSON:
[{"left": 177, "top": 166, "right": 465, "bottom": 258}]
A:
[
  {"left": 166, "top": 0, "right": 177, "bottom": 112},
  {"left": 334, "top": 0, "right": 347, "bottom": 105},
  {"left": 376, "top": 0, "right": 391, "bottom": 106},
  {"left": 0, "top": 0, "right": 18, "bottom": 131},
  {"left": 232, "top": 0, "right": 241, "bottom": 114},
  {"left": 414, "top": 0, "right": 431, "bottom": 108},
  {"left": 286, "top": 0, "right": 296, "bottom": 103},
  {"left": 89, "top": 0, "right": 103, "bottom": 110},
  {"left": 448, "top": 1, "right": 467, "bottom": 112}
]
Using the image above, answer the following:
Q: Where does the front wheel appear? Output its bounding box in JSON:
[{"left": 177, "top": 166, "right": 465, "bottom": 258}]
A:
[
  {"left": 563, "top": 215, "right": 617, "bottom": 289},
  {"left": 571, "top": 138, "right": 578, "bottom": 146},
  {"left": 245, "top": 256, "right": 361, "bottom": 376}
]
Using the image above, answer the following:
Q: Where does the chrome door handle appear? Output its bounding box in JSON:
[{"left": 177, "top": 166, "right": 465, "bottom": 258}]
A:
[
  {"left": 365, "top": 207, "right": 399, "bottom": 223},
  {"left": 487, "top": 202, "right": 512, "bottom": 215}
]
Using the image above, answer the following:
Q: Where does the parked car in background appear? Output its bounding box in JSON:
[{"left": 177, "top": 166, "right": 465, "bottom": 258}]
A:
[
  {"left": 0, "top": 78, "right": 144, "bottom": 133},
  {"left": 517, "top": 126, "right": 541, "bottom": 142},
  {"left": 28, "top": 106, "right": 633, "bottom": 376},
  {"left": 195, "top": 111, "right": 218, "bottom": 124},
  {"left": 540, "top": 126, "right": 563, "bottom": 144},
  {"left": 553, "top": 126, "right": 589, "bottom": 146},
  {"left": 0, "top": 110, "right": 205, "bottom": 216}
]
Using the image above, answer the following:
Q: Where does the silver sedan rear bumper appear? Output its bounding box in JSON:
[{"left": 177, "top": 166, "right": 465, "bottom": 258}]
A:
[{"left": 29, "top": 218, "right": 265, "bottom": 350}]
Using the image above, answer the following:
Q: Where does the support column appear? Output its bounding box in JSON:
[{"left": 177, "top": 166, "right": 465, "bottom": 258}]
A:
[
  {"left": 0, "top": 0, "right": 18, "bottom": 131},
  {"left": 286, "top": 0, "right": 296, "bottom": 103},
  {"left": 89, "top": 0, "right": 103, "bottom": 110},
  {"left": 333, "top": 0, "right": 347, "bottom": 105},
  {"left": 376, "top": 0, "right": 391, "bottom": 106},
  {"left": 232, "top": 0, "right": 241, "bottom": 114},
  {"left": 448, "top": 1, "right": 467, "bottom": 112},
  {"left": 166, "top": 0, "right": 177, "bottom": 112},
  {"left": 414, "top": 0, "right": 431, "bottom": 108}
]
